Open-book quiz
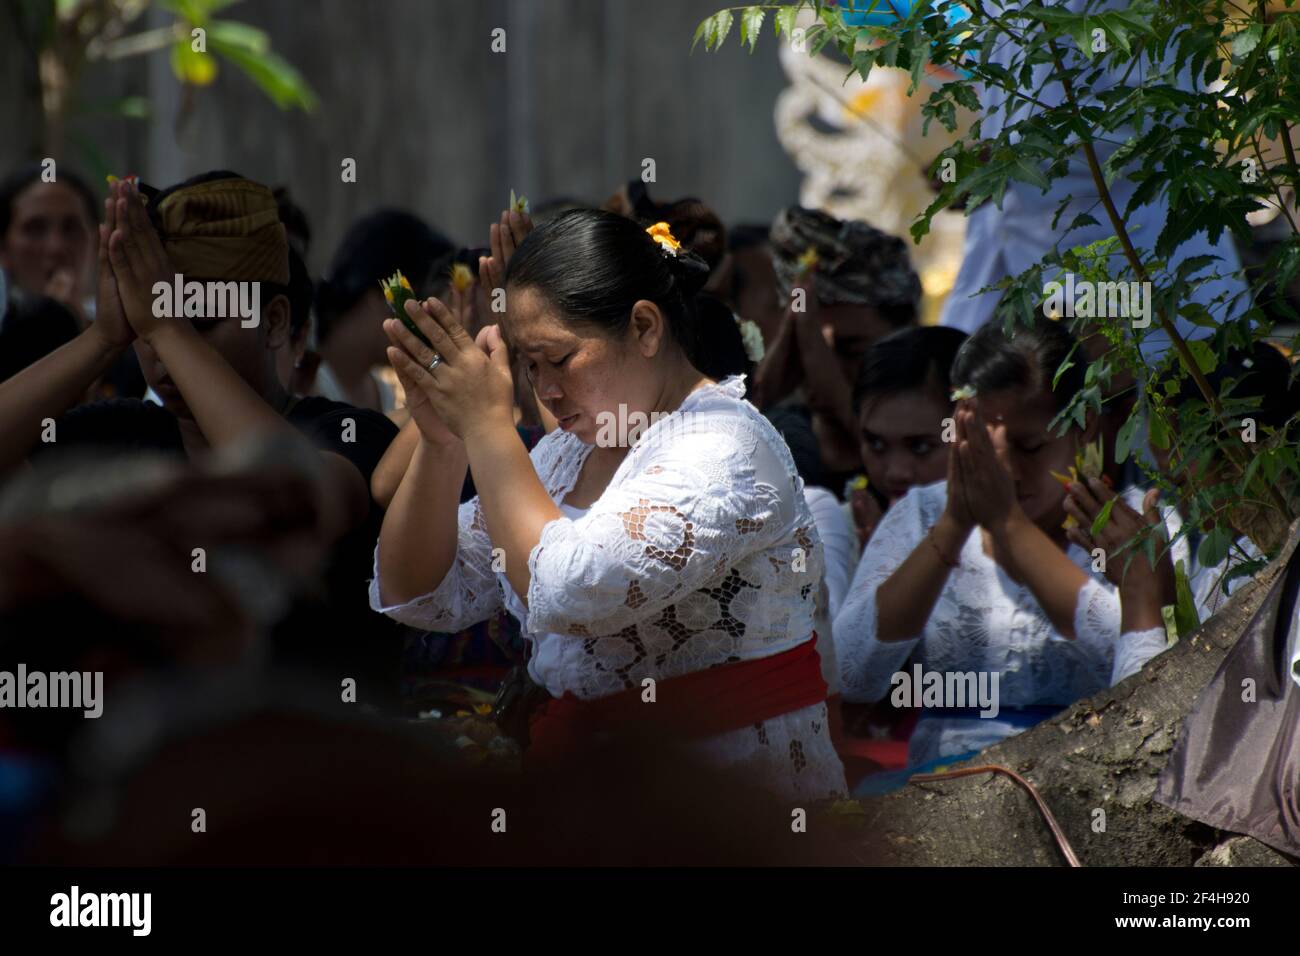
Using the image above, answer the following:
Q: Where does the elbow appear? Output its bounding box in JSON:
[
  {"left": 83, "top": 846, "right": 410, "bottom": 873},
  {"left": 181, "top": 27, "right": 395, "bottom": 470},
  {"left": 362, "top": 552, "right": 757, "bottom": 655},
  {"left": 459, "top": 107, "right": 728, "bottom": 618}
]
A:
[{"left": 838, "top": 670, "right": 890, "bottom": 705}]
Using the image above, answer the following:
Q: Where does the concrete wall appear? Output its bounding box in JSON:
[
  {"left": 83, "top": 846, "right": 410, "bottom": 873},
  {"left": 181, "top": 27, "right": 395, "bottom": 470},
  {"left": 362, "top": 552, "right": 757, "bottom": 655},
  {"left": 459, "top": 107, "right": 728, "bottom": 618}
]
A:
[{"left": 1, "top": 0, "right": 801, "bottom": 276}]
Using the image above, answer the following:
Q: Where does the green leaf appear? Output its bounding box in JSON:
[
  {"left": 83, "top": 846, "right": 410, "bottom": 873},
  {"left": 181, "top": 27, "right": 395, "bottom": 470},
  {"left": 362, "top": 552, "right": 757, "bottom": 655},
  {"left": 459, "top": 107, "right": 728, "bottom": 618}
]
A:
[
  {"left": 775, "top": 5, "right": 798, "bottom": 40},
  {"left": 1196, "top": 525, "right": 1233, "bottom": 571},
  {"left": 1177, "top": 301, "right": 1218, "bottom": 329},
  {"left": 1231, "top": 23, "right": 1263, "bottom": 60},
  {"left": 713, "top": 9, "right": 735, "bottom": 50},
  {"left": 810, "top": 24, "right": 834, "bottom": 57},
  {"left": 1009, "top": 156, "right": 1051, "bottom": 191},
  {"left": 1172, "top": 559, "right": 1201, "bottom": 638},
  {"left": 206, "top": 20, "right": 270, "bottom": 54},
  {"left": 951, "top": 82, "right": 981, "bottom": 113},
  {"left": 1148, "top": 408, "right": 1170, "bottom": 450},
  {"left": 158, "top": 0, "right": 241, "bottom": 24},
  {"left": 740, "top": 7, "right": 766, "bottom": 52},
  {"left": 208, "top": 37, "right": 317, "bottom": 110},
  {"left": 1114, "top": 409, "right": 1139, "bottom": 464},
  {"left": 1186, "top": 339, "right": 1218, "bottom": 375},
  {"left": 1068, "top": 16, "right": 1094, "bottom": 60},
  {"left": 1090, "top": 498, "right": 1116, "bottom": 536},
  {"left": 692, "top": 15, "right": 713, "bottom": 51}
]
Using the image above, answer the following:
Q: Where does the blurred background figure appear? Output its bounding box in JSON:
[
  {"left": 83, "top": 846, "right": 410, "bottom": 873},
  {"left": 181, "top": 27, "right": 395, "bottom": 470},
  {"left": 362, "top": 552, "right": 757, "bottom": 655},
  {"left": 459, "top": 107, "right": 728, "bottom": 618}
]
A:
[
  {"left": 314, "top": 209, "right": 454, "bottom": 413},
  {"left": 0, "top": 163, "right": 98, "bottom": 325},
  {"left": 0, "top": 163, "right": 146, "bottom": 400},
  {"left": 751, "top": 206, "right": 924, "bottom": 496},
  {"left": 715, "top": 222, "right": 785, "bottom": 347}
]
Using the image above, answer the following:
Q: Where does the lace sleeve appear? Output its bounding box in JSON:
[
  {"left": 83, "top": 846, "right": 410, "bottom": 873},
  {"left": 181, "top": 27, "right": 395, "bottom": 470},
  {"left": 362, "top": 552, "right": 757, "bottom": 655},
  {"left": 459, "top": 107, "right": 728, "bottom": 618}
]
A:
[
  {"left": 1111, "top": 627, "right": 1169, "bottom": 684},
  {"left": 804, "top": 487, "right": 858, "bottom": 620},
  {"left": 365, "top": 432, "right": 582, "bottom": 631},
  {"left": 523, "top": 416, "right": 794, "bottom": 637},
  {"left": 832, "top": 485, "right": 932, "bottom": 703},
  {"left": 368, "top": 495, "right": 504, "bottom": 631},
  {"left": 1068, "top": 576, "right": 1120, "bottom": 676}
]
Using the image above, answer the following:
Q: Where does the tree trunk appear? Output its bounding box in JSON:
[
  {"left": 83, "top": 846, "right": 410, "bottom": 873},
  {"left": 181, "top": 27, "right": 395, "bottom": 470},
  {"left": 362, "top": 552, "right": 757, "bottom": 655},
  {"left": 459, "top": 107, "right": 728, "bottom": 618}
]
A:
[{"left": 855, "top": 547, "right": 1299, "bottom": 867}]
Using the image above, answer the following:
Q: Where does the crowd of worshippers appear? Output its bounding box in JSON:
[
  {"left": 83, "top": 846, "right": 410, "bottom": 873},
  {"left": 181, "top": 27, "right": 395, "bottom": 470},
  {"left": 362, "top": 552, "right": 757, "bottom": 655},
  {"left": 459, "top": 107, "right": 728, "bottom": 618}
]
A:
[{"left": 1, "top": 160, "right": 1298, "bottom": 831}]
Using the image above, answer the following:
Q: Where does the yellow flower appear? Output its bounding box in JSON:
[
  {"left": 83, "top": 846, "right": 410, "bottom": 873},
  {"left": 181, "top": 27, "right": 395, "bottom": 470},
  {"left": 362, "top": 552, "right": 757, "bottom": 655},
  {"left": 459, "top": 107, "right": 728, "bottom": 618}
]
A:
[
  {"left": 1051, "top": 466, "right": 1079, "bottom": 489},
  {"left": 510, "top": 188, "right": 530, "bottom": 214},
  {"left": 797, "top": 246, "right": 820, "bottom": 276},
  {"left": 1051, "top": 466, "right": 1080, "bottom": 530},
  {"left": 646, "top": 221, "right": 682, "bottom": 256},
  {"left": 449, "top": 262, "right": 475, "bottom": 293},
  {"left": 848, "top": 475, "right": 869, "bottom": 492}
]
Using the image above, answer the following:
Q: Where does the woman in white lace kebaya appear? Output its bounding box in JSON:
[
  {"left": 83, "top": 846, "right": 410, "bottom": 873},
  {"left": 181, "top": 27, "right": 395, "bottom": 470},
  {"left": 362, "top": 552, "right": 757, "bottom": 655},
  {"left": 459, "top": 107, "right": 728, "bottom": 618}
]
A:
[
  {"left": 834, "top": 318, "right": 1163, "bottom": 767},
  {"left": 370, "top": 209, "right": 846, "bottom": 801}
]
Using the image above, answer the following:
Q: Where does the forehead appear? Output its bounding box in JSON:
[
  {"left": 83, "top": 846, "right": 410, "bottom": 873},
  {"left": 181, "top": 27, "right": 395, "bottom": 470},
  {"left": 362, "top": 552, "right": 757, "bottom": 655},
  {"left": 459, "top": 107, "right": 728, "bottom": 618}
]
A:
[
  {"left": 821, "top": 303, "right": 890, "bottom": 340},
  {"left": 861, "top": 389, "right": 949, "bottom": 434},
  {"left": 12, "top": 181, "right": 90, "bottom": 221},
  {"left": 976, "top": 387, "right": 1059, "bottom": 433},
  {"left": 503, "top": 286, "right": 582, "bottom": 351}
]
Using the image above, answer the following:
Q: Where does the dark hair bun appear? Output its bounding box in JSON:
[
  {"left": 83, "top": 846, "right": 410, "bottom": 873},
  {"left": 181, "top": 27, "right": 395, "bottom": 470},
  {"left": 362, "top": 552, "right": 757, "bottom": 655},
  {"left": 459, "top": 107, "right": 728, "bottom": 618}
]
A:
[{"left": 666, "top": 248, "right": 711, "bottom": 299}]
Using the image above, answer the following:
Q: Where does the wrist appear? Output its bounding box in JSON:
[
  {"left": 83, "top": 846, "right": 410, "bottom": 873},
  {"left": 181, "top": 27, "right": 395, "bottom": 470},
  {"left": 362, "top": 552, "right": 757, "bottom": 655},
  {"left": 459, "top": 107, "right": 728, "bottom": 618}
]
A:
[
  {"left": 420, "top": 432, "right": 466, "bottom": 456},
  {"left": 460, "top": 407, "right": 516, "bottom": 446},
  {"left": 986, "top": 503, "right": 1031, "bottom": 543},
  {"left": 142, "top": 318, "right": 194, "bottom": 351},
  {"left": 84, "top": 322, "right": 129, "bottom": 360},
  {"left": 934, "top": 510, "right": 974, "bottom": 552}
]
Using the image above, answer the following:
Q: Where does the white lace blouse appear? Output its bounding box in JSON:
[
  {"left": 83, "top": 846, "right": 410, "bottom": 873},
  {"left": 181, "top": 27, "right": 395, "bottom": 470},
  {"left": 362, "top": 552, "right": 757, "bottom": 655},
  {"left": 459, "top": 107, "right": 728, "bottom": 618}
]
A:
[
  {"left": 370, "top": 375, "right": 847, "bottom": 801},
  {"left": 833, "top": 479, "right": 1133, "bottom": 764}
]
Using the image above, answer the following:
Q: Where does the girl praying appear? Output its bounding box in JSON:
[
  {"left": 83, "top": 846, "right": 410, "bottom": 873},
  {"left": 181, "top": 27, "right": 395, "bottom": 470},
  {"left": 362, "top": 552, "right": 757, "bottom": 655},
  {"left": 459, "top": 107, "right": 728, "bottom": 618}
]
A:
[{"left": 834, "top": 318, "right": 1154, "bottom": 767}]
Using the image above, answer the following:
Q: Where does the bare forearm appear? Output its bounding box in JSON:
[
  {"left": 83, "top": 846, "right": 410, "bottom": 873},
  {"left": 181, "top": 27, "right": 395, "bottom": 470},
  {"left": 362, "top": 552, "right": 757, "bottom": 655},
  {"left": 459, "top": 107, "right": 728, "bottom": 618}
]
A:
[
  {"left": 1120, "top": 576, "right": 1164, "bottom": 634},
  {"left": 750, "top": 314, "right": 799, "bottom": 409},
  {"left": 371, "top": 418, "right": 421, "bottom": 509},
  {"left": 991, "top": 510, "right": 1090, "bottom": 638},
  {"left": 792, "top": 316, "right": 855, "bottom": 433},
  {"left": 0, "top": 327, "right": 123, "bottom": 473},
  {"left": 875, "top": 513, "right": 970, "bottom": 642},
  {"left": 148, "top": 324, "right": 293, "bottom": 449},
  {"left": 377, "top": 438, "right": 469, "bottom": 604},
  {"left": 463, "top": 421, "right": 560, "bottom": 603}
]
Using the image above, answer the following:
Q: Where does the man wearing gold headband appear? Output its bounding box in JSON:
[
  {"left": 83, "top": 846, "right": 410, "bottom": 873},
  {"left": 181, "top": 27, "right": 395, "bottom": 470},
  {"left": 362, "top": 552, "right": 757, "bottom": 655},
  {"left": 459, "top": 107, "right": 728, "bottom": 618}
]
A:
[{"left": 0, "top": 172, "right": 401, "bottom": 706}]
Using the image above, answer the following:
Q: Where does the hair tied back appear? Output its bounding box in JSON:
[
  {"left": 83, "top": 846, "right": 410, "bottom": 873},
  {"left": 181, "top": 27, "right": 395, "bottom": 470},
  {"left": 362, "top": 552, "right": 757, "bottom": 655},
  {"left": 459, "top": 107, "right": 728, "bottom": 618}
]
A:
[{"left": 647, "top": 221, "right": 710, "bottom": 299}]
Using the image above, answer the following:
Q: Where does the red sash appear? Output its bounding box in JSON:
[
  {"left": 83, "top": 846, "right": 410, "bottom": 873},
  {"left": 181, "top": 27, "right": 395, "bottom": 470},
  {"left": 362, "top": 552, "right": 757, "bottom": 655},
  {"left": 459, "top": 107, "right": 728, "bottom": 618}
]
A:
[{"left": 526, "top": 636, "right": 827, "bottom": 766}]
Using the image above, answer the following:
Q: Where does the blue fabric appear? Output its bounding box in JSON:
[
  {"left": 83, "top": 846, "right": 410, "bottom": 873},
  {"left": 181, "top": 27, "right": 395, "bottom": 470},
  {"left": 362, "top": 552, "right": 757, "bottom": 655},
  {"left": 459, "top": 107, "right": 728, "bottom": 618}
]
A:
[
  {"left": 852, "top": 749, "right": 983, "bottom": 796},
  {"left": 920, "top": 704, "right": 1063, "bottom": 726},
  {"left": 852, "top": 705, "right": 1064, "bottom": 795},
  {"left": 0, "top": 752, "right": 57, "bottom": 863}
]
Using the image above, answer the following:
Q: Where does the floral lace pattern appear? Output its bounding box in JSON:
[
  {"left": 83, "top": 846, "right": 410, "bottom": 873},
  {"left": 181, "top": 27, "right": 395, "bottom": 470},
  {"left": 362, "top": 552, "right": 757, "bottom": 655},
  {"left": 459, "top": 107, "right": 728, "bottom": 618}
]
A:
[
  {"left": 370, "top": 376, "right": 847, "bottom": 799},
  {"left": 834, "top": 481, "right": 1125, "bottom": 703},
  {"left": 832, "top": 480, "right": 1144, "bottom": 762}
]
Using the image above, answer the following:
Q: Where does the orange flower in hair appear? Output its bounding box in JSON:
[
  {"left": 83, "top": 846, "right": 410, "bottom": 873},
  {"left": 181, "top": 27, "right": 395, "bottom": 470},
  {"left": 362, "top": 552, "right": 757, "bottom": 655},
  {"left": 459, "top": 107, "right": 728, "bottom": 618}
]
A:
[{"left": 646, "top": 221, "right": 682, "bottom": 256}]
